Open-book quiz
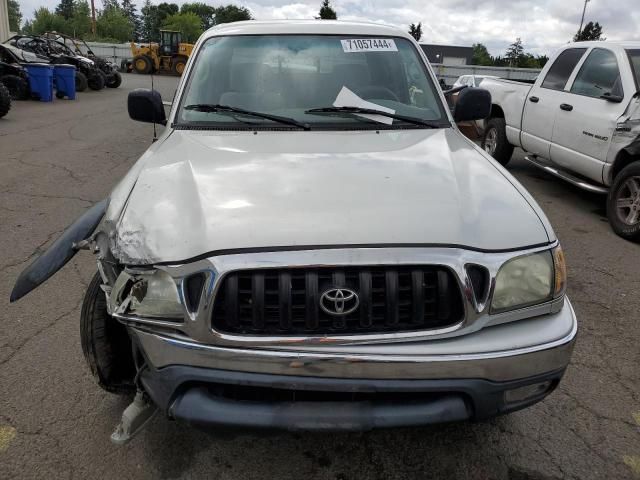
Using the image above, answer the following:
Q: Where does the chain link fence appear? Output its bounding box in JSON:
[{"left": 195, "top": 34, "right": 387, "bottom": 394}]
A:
[{"left": 85, "top": 42, "right": 132, "bottom": 68}]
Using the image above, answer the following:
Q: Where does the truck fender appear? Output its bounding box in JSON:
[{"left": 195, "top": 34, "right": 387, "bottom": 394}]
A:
[{"left": 10, "top": 199, "right": 109, "bottom": 302}]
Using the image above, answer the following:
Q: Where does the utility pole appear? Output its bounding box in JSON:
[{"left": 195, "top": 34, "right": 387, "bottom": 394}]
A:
[
  {"left": 577, "top": 0, "right": 590, "bottom": 38},
  {"left": 91, "top": 0, "right": 96, "bottom": 35}
]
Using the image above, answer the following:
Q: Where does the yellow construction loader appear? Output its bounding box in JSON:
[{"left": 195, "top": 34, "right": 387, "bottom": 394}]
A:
[{"left": 130, "top": 30, "right": 194, "bottom": 76}]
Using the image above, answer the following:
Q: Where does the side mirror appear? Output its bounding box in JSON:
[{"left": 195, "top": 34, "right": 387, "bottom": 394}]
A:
[
  {"left": 128, "top": 89, "right": 167, "bottom": 125},
  {"left": 453, "top": 87, "right": 491, "bottom": 122}
]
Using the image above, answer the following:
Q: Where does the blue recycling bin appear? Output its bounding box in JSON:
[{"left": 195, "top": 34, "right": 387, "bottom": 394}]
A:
[
  {"left": 53, "top": 64, "right": 77, "bottom": 100},
  {"left": 24, "top": 63, "right": 54, "bottom": 102}
]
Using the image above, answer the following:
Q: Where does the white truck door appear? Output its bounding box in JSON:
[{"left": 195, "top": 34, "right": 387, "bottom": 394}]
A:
[
  {"left": 521, "top": 48, "right": 588, "bottom": 160},
  {"left": 550, "top": 47, "right": 630, "bottom": 184}
]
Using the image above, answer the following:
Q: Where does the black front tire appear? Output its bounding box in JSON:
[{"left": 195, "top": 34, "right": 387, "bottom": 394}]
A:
[
  {"left": 80, "top": 272, "right": 136, "bottom": 395},
  {"left": 98, "top": 69, "right": 108, "bottom": 86},
  {"left": 106, "top": 71, "right": 122, "bottom": 88},
  {"left": 0, "top": 74, "right": 29, "bottom": 100},
  {"left": 0, "top": 83, "right": 11, "bottom": 118},
  {"left": 75, "top": 71, "right": 88, "bottom": 92},
  {"left": 482, "top": 117, "right": 514, "bottom": 166},
  {"left": 88, "top": 71, "right": 105, "bottom": 91},
  {"left": 607, "top": 162, "right": 640, "bottom": 242}
]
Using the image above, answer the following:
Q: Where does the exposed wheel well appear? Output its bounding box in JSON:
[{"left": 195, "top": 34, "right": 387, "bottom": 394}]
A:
[
  {"left": 611, "top": 150, "right": 640, "bottom": 183},
  {"left": 489, "top": 104, "right": 505, "bottom": 119}
]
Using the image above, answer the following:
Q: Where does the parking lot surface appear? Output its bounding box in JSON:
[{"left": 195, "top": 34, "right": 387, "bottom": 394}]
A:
[{"left": 1, "top": 74, "right": 639, "bottom": 480}]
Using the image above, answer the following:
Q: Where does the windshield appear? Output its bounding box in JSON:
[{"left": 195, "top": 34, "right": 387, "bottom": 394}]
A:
[
  {"left": 628, "top": 49, "right": 640, "bottom": 90},
  {"left": 177, "top": 35, "right": 448, "bottom": 129}
]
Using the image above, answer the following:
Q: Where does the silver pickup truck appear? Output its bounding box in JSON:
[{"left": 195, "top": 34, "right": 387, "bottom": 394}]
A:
[
  {"left": 11, "top": 21, "right": 576, "bottom": 439},
  {"left": 480, "top": 41, "right": 640, "bottom": 241}
]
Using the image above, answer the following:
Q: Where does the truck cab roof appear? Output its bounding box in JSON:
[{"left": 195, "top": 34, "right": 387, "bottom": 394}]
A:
[
  {"left": 203, "top": 20, "right": 417, "bottom": 42},
  {"left": 554, "top": 41, "right": 640, "bottom": 53}
]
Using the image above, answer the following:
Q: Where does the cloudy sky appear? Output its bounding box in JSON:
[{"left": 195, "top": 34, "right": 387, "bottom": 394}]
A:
[{"left": 18, "top": 0, "right": 640, "bottom": 56}]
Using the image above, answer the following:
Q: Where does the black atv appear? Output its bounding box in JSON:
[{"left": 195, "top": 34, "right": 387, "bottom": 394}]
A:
[
  {"left": 43, "top": 33, "right": 122, "bottom": 88},
  {"left": 4, "top": 35, "right": 105, "bottom": 92},
  {"left": 0, "top": 82, "right": 10, "bottom": 118},
  {"left": 0, "top": 45, "right": 30, "bottom": 100}
]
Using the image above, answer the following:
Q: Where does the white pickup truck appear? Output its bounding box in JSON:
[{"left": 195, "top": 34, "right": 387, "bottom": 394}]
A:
[{"left": 480, "top": 41, "right": 640, "bottom": 241}]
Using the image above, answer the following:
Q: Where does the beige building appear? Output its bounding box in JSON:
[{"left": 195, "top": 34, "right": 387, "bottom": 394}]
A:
[{"left": 0, "top": 0, "right": 10, "bottom": 42}]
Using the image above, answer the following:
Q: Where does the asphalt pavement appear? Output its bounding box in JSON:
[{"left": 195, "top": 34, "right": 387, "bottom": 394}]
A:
[{"left": 0, "top": 74, "right": 639, "bottom": 480}]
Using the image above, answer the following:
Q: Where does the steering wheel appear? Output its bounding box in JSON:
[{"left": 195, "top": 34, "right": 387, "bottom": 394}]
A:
[{"left": 356, "top": 85, "right": 400, "bottom": 102}]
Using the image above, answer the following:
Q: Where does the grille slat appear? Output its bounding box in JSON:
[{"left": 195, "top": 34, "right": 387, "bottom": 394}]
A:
[
  {"left": 305, "top": 272, "right": 319, "bottom": 330},
  {"left": 358, "top": 271, "right": 372, "bottom": 328},
  {"left": 437, "top": 270, "right": 451, "bottom": 321},
  {"left": 252, "top": 273, "right": 265, "bottom": 330},
  {"left": 224, "top": 274, "right": 239, "bottom": 328},
  {"left": 213, "top": 266, "right": 463, "bottom": 336},
  {"left": 411, "top": 270, "right": 425, "bottom": 324},
  {"left": 279, "top": 272, "right": 292, "bottom": 330},
  {"left": 385, "top": 270, "right": 399, "bottom": 326}
]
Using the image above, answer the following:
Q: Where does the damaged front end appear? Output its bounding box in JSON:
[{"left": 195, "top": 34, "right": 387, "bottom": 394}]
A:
[
  {"left": 108, "top": 268, "right": 183, "bottom": 320},
  {"left": 606, "top": 93, "right": 640, "bottom": 184},
  {"left": 10, "top": 198, "right": 176, "bottom": 444},
  {"left": 10, "top": 199, "right": 109, "bottom": 302}
]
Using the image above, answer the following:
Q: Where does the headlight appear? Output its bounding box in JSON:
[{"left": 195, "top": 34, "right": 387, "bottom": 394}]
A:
[
  {"left": 112, "top": 269, "right": 183, "bottom": 319},
  {"left": 491, "top": 245, "right": 566, "bottom": 313}
]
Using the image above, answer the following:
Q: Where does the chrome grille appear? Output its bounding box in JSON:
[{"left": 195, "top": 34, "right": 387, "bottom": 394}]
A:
[{"left": 211, "top": 266, "right": 464, "bottom": 336}]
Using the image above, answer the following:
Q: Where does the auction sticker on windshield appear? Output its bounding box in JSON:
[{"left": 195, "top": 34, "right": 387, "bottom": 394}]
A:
[{"left": 341, "top": 39, "right": 398, "bottom": 53}]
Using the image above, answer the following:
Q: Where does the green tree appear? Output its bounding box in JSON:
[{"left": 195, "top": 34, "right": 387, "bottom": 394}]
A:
[
  {"left": 472, "top": 43, "right": 493, "bottom": 66},
  {"left": 55, "top": 0, "right": 76, "bottom": 20},
  {"left": 408, "top": 22, "right": 422, "bottom": 42},
  {"left": 30, "top": 8, "right": 68, "bottom": 35},
  {"left": 519, "top": 53, "right": 540, "bottom": 69},
  {"left": 140, "top": 1, "right": 178, "bottom": 41},
  {"left": 318, "top": 0, "right": 337, "bottom": 20},
  {"left": 69, "top": 0, "right": 92, "bottom": 38},
  {"left": 102, "top": 0, "right": 121, "bottom": 13},
  {"left": 536, "top": 55, "right": 549, "bottom": 68},
  {"left": 162, "top": 12, "right": 202, "bottom": 42},
  {"left": 181, "top": 2, "right": 216, "bottom": 30},
  {"left": 505, "top": 38, "right": 524, "bottom": 67},
  {"left": 140, "top": 0, "right": 158, "bottom": 41},
  {"left": 96, "top": 7, "right": 133, "bottom": 41},
  {"left": 8, "top": 0, "right": 22, "bottom": 32},
  {"left": 157, "top": 2, "right": 179, "bottom": 19},
  {"left": 574, "top": 21, "right": 604, "bottom": 41},
  {"left": 122, "top": 0, "right": 142, "bottom": 40},
  {"left": 213, "top": 4, "right": 252, "bottom": 24}
]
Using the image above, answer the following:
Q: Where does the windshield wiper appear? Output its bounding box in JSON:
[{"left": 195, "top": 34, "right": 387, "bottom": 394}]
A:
[
  {"left": 184, "top": 104, "right": 310, "bottom": 130},
  {"left": 304, "top": 106, "right": 445, "bottom": 128}
]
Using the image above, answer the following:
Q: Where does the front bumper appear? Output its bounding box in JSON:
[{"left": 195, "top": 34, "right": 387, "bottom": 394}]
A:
[{"left": 133, "top": 299, "right": 577, "bottom": 430}]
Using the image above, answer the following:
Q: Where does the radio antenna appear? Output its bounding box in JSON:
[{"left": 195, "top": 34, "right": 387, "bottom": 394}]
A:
[{"left": 151, "top": 72, "right": 157, "bottom": 142}]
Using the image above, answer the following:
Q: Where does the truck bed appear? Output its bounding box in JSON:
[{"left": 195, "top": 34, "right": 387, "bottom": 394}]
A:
[{"left": 479, "top": 77, "right": 532, "bottom": 144}]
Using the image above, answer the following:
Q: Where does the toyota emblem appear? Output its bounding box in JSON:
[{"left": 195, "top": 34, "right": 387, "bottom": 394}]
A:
[{"left": 320, "top": 288, "right": 360, "bottom": 316}]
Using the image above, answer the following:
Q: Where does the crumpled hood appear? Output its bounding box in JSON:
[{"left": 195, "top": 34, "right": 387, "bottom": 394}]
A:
[{"left": 106, "top": 128, "right": 551, "bottom": 264}]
